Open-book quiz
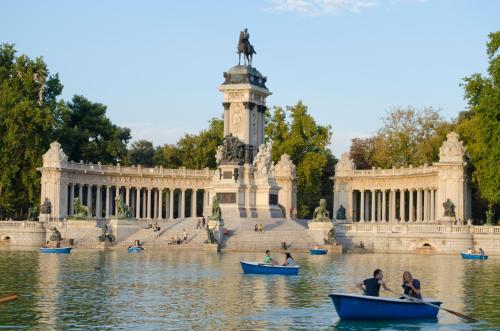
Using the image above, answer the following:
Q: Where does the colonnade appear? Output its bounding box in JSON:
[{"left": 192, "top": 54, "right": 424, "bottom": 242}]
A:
[
  {"left": 350, "top": 188, "right": 437, "bottom": 223},
  {"left": 66, "top": 183, "right": 206, "bottom": 220}
]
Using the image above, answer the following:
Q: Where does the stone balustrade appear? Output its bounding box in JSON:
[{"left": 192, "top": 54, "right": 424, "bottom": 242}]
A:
[{"left": 336, "top": 223, "right": 500, "bottom": 235}]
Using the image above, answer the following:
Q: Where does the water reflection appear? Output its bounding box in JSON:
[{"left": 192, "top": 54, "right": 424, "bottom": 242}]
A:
[{"left": 0, "top": 250, "right": 498, "bottom": 330}]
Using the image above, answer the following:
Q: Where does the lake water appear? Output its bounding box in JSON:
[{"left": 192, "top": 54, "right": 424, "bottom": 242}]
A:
[{"left": 0, "top": 250, "right": 498, "bottom": 330}]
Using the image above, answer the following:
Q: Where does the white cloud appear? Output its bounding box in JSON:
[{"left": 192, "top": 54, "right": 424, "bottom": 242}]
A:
[{"left": 264, "top": 0, "right": 426, "bottom": 16}]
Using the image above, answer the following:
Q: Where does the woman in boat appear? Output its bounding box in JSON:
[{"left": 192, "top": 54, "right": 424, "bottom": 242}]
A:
[
  {"left": 282, "top": 252, "right": 297, "bottom": 266},
  {"left": 263, "top": 250, "right": 278, "bottom": 265},
  {"left": 43, "top": 241, "right": 50, "bottom": 248},
  {"left": 479, "top": 248, "right": 485, "bottom": 256},
  {"left": 402, "top": 271, "right": 422, "bottom": 299},
  {"left": 356, "top": 268, "right": 390, "bottom": 297}
]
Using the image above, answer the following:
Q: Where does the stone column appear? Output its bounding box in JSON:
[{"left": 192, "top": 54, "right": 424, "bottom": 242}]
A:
[
  {"left": 78, "top": 184, "right": 83, "bottom": 202},
  {"left": 381, "top": 190, "right": 386, "bottom": 222},
  {"left": 430, "top": 189, "right": 435, "bottom": 222},
  {"left": 370, "top": 189, "right": 376, "bottom": 223},
  {"left": 105, "top": 186, "right": 110, "bottom": 218},
  {"left": 416, "top": 189, "right": 422, "bottom": 222},
  {"left": 359, "top": 190, "right": 365, "bottom": 222},
  {"left": 180, "top": 188, "right": 186, "bottom": 219},
  {"left": 423, "top": 189, "right": 429, "bottom": 222},
  {"left": 147, "top": 188, "right": 152, "bottom": 219},
  {"left": 202, "top": 190, "right": 206, "bottom": 217},
  {"left": 391, "top": 189, "right": 396, "bottom": 222},
  {"left": 136, "top": 188, "right": 141, "bottom": 219},
  {"left": 126, "top": 187, "right": 130, "bottom": 206},
  {"left": 96, "top": 186, "right": 102, "bottom": 218},
  {"left": 153, "top": 189, "right": 158, "bottom": 219},
  {"left": 400, "top": 189, "right": 405, "bottom": 222},
  {"left": 142, "top": 189, "right": 147, "bottom": 218},
  {"left": 69, "top": 184, "right": 75, "bottom": 215},
  {"left": 87, "top": 185, "right": 92, "bottom": 210},
  {"left": 409, "top": 189, "right": 414, "bottom": 222},
  {"left": 169, "top": 189, "right": 175, "bottom": 219},
  {"left": 192, "top": 189, "right": 197, "bottom": 218},
  {"left": 114, "top": 186, "right": 120, "bottom": 215},
  {"left": 158, "top": 189, "right": 163, "bottom": 220},
  {"left": 347, "top": 189, "right": 353, "bottom": 221}
]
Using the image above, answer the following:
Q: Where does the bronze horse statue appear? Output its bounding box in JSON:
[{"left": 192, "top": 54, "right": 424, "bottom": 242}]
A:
[{"left": 237, "top": 28, "right": 256, "bottom": 66}]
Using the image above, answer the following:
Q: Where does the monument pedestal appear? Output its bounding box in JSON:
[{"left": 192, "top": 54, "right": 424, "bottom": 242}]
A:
[
  {"left": 437, "top": 216, "right": 455, "bottom": 225},
  {"left": 308, "top": 221, "right": 334, "bottom": 245},
  {"left": 96, "top": 241, "right": 113, "bottom": 249},
  {"left": 203, "top": 243, "right": 220, "bottom": 252},
  {"left": 109, "top": 218, "right": 139, "bottom": 242}
]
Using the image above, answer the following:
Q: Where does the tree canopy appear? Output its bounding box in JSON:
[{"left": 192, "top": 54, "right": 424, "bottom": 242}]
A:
[
  {"left": 128, "top": 139, "right": 155, "bottom": 167},
  {"left": 455, "top": 31, "right": 500, "bottom": 223}
]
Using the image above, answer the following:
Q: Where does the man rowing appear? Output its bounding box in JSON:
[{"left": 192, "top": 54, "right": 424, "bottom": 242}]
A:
[{"left": 356, "top": 268, "right": 391, "bottom": 297}]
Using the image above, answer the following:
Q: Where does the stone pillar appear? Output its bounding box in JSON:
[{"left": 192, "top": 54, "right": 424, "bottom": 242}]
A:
[
  {"left": 169, "top": 189, "right": 175, "bottom": 219},
  {"left": 142, "top": 189, "right": 147, "bottom": 218},
  {"left": 359, "top": 190, "right": 365, "bottom": 222},
  {"left": 153, "top": 189, "right": 158, "bottom": 219},
  {"left": 347, "top": 189, "right": 353, "bottom": 222},
  {"left": 370, "top": 189, "right": 376, "bottom": 223},
  {"left": 105, "top": 185, "right": 110, "bottom": 218},
  {"left": 409, "top": 189, "right": 414, "bottom": 222},
  {"left": 69, "top": 184, "right": 75, "bottom": 215},
  {"left": 78, "top": 184, "right": 83, "bottom": 202},
  {"left": 87, "top": 185, "right": 92, "bottom": 210},
  {"left": 114, "top": 186, "right": 120, "bottom": 215},
  {"left": 430, "top": 189, "right": 435, "bottom": 222},
  {"left": 202, "top": 190, "right": 206, "bottom": 217},
  {"left": 126, "top": 187, "right": 130, "bottom": 206},
  {"left": 416, "top": 189, "right": 422, "bottom": 222},
  {"left": 158, "top": 189, "right": 163, "bottom": 220},
  {"left": 423, "top": 189, "right": 429, "bottom": 222},
  {"left": 180, "top": 189, "right": 186, "bottom": 219},
  {"left": 95, "top": 186, "right": 102, "bottom": 218},
  {"left": 391, "top": 189, "right": 396, "bottom": 222},
  {"left": 147, "top": 188, "right": 152, "bottom": 219},
  {"left": 136, "top": 188, "right": 141, "bottom": 219},
  {"left": 400, "top": 189, "right": 405, "bottom": 222},
  {"left": 381, "top": 190, "right": 386, "bottom": 222},
  {"left": 192, "top": 189, "right": 197, "bottom": 218}
]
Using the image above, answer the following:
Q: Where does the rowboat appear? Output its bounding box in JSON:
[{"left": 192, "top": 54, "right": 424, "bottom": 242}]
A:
[
  {"left": 310, "top": 248, "right": 328, "bottom": 255},
  {"left": 128, "top": 246, "right": 144, "bottom": 253},
  {"left": 39, "top": 247, "right": 72, "bottom": 254},
  {"left": 240, "top": 261, "right": 300, "bottom": 275},
  {"left": 329, "top": 293, "right": 442, "bottom": 320},
  {"left": 460, "top": 252, "right": 488, "bottom": 260}
]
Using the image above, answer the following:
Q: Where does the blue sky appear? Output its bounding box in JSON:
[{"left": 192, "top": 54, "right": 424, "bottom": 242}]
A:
[{"left": 2, "top": 0, "right": 498, "bottom": 156}]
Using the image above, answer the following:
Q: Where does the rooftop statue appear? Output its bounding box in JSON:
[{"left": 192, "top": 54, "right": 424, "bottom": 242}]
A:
[
  {"left": 237, "top": 28, "right": 256, "bottom": 66},
  {"left": 40, "top": 198, "right": 52, "bottom": 214},
  {"left": 443, "top": 199, "right": 456, "bottom": 218},
  {"left": 336, "top": 205, "right": 346, "bottom": 220}
]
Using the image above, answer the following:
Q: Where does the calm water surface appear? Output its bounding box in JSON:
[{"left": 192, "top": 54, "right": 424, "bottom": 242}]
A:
[{"left": 0, "top": 250, "right": 498, "bottom": 330}]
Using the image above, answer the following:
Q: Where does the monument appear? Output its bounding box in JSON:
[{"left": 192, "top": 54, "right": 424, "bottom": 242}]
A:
[
  {"left": 205, "top": 29, "right": 292, "bottom": 220},
  {"left": 308, "top": 199, "right": 334, "bottom": 245}
]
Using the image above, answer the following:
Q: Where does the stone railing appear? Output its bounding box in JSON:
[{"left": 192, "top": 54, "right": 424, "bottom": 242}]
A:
[
  {"left": 57, "top": 161, "right": 216, "bottom": 178},
  {"left": 336, "top": 223, "right": 500, "bottom": 235},
  {"left": 0, "top": 221, "right": 44, "bottom": 229},
  {"left": 352, "top": 165, "right": 437, "bottom": 177}
]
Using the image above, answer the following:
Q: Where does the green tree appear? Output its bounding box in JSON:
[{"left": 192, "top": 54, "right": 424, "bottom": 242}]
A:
[
  {"left": 266, "top": 101, "right": 334, "bottom": 218},
  {"left": 155, "top": 117, "right": 223, "bottom": 169},
  {"left": 456, "top": 31, "right": 500, "bottom": 223},
  {"left": 55, "top": 95, "right": 131, "bottom": 164},
  {"left": 128, "top": 139, "right": 155, "bottom": 166},
  {"left": 349, "top": 137, "right": 377, "bottom": 170},
  {"left": 0, "top": 43, "right": 66, "bottom": 217}
]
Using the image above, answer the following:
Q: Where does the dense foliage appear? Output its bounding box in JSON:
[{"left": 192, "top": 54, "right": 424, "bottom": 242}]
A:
[{"left": 455, "top": 31, "right": 500, "bottom": 223}]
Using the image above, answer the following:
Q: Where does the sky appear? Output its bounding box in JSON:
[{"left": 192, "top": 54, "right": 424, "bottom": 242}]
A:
[{"left": 2, "top": 0, "right": 499, "bottom": 157}]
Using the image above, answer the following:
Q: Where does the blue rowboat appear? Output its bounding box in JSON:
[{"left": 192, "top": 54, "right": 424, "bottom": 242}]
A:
[
  {"left": 329, "top": 293, "right": 442, "bottom": 320},
  {"left": 310, "top": 248, "right": 328, "bottom": 255},
  {"left": 460, "top": 252, "right": 488, "bottom": 260},
  {"left": 240, "top": 261, "right": 300, "bottom": 275},
  {"left": 39, "top": 247, "right": 72, "bottom": 254},
  {"left": 128, "top": 246, "right": 143, "bottom": 253}
]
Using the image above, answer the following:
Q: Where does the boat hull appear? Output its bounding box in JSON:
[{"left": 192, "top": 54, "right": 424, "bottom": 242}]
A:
[
  {"left": 329, "top": 293, "right": 441, "bottom": 320},
  {"left": 460, "top": 252, "right": 488, "bottom": 260},
  {"left": 128, "top": 246, "right": 143, "bottom": 253},
  {"left": 39, "top": 247, "right": 72, "bottom": 254},
  {"left": 310, "top": 249, "right": 328, "bottom": 255},
  {"left": 240, "top": 261, "right": 299, "bottom": 275}
]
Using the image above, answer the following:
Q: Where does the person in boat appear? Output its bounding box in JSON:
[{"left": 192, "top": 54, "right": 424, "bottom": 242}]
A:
[
  {"left": 356, "top": 268, "right": 390, "bottom": 297},
  {"left": 55, "top": 241, "right": 61, "bottom": 248},
  {"left": 313, "top": 244, "right": 321, "bottom": 250},
  {"left": 467, "top": 247, "right": 472, "bottom": 254},
  {"left": 43, "top": 241, "right": 50, "bottom": 248},
  {"left": 282, "top": 252, "right": 297, "bottom": 266},
  {"left": 402, "top": 271, "right": 422, "bottom": 299},
  {"left": 479, "top": 248, "right": 485, "bottom": 256},
  {"left": 263, "top": 250, "right": 278, "bottom": 265}
]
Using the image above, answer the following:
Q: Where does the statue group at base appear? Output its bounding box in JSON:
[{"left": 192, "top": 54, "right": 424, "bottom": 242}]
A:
[
  {"left": 98, "top": 224, "right": 116, "bottom": 243},
  {"left": 68, "top": 198, "right": 93, "bottom": 220},
  {"left": 115, "top": 196, "right": 134, "bottom": 219},
  {"left": 206, "top": 196, "right": 224, "bottom": 245},
  {"left": 312, "top": 199, "right": 331, "bottom": 222}
]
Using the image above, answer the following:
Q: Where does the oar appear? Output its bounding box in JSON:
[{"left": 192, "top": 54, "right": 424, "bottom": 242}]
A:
[
  {"left": 0, "top": 293, "right": 17, "bottom": 304},
  {"left": 388, "top": 289, "right": 478, "bottom": 322}
]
